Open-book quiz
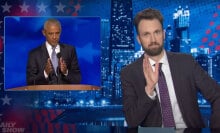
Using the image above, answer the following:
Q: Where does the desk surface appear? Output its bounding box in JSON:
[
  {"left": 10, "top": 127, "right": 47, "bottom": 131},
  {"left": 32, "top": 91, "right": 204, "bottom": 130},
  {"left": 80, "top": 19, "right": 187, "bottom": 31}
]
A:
[
  {"left": 8, "top": 84, "right": 100, "bottom": 91},
  {"left": 75, "top": 126, "right": 218, "bottom": 133}
]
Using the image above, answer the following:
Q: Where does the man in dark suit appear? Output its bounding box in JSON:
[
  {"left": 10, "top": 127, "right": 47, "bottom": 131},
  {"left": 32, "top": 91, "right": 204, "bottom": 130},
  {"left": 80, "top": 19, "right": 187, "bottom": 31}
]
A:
[
  {"left": 120, "top": 8, "right": 220, "bottom": 130},
  {"left": 26, "top": 18, "right": 81, "bottom": 85}
]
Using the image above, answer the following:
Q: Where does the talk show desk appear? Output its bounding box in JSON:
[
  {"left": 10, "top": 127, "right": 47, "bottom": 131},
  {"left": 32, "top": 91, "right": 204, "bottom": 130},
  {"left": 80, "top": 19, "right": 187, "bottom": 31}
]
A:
[
  {"left": 74, "top": 126, "right": 219, "bottom": 133},
  {"left": 8, "top": 84, "right": 100, "bottom": 91}
]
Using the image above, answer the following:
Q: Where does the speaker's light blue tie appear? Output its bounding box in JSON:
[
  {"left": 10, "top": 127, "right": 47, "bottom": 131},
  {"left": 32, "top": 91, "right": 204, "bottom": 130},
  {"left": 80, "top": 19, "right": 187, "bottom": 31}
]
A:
[{"left": 51, "top": 47, "right": 58, "bottom": 74}]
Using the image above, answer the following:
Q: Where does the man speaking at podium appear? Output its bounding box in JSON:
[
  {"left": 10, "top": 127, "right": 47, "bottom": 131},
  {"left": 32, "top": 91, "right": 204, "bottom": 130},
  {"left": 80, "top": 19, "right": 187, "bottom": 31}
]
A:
[{"left": 26, "top": 18, "right": 81, "bottom": 85}]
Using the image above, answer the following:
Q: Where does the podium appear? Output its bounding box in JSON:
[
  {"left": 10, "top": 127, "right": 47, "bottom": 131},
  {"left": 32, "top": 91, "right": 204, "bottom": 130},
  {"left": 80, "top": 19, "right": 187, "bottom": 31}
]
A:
[{"left": 8, "top": 84, "right": 100, "bottom": 91}]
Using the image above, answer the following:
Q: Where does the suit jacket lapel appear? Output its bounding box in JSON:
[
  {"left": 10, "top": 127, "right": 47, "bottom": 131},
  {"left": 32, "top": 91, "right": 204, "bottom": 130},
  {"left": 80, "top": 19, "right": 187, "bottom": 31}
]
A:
[
  {"left": 41, "top": 43, "right": 50, "bottom": 67},
  {"left": 167, "top": 52, "right": 183, "bottom": 96},
  {"left": 166, "top": 52, "right": 185, "bottom": 115},
  {"left": 59, "top": 43, "right": 64, "bottom": 53},
  {"left": 41, "top": 43, "right": 58, "bottom": 83},
  {"left": 138, "top": 55, "right": 147, "bottom": 87},
  {"left": 40, "top": 43, "right": 58, "bottom": 77}
]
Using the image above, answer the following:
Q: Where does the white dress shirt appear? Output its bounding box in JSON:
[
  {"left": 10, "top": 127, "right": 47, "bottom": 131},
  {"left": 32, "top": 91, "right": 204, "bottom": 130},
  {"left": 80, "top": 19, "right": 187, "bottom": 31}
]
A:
[
  {"left": 46, "top": 41, "right": 60, "bottom": 59},
  {"left": 148, "top": 51, "right": 187, "bottom": 129}
]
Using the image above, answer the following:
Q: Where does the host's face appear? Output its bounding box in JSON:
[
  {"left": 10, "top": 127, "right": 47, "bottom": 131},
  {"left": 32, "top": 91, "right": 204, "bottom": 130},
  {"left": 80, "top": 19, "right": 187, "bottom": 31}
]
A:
[
  {"left": 137, "top": 19, "right": 165, "bottom": 56},
  {"left": 42, "top": 24, "right": 61, "bottom": 47}
]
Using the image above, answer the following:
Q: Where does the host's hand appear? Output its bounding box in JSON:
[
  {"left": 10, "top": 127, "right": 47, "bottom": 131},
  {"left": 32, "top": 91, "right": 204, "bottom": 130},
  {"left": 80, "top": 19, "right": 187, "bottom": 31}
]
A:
[
  {"left": 60, "top": 57, "right": 67, "bottom": 75},
  {"left": 45, "top": 58, "right": 53, "bottom": 75},
  {"left": 143, "top": 54, "right": 159, "bottom": 96}
]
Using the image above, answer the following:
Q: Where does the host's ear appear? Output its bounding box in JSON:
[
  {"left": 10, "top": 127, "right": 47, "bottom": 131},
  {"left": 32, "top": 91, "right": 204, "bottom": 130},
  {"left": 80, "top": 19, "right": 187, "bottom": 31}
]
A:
[{"left": 136, "top": 35, "right": 141, "bottom": 45}]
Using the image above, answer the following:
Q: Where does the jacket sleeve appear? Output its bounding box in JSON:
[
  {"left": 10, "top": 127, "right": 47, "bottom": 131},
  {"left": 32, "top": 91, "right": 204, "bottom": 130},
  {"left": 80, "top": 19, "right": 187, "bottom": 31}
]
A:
[
  {"left": 63, "top": 46, "right": 81, "bottom": 84},
  {"left": 26, "top": 51, "right": 48, "bottom": 85},
  {"left": 120, "top": 67, "right": 161, "bottom": 128},
  {"left": 191, "top": 56, "right": 220, "bottom": 128}
]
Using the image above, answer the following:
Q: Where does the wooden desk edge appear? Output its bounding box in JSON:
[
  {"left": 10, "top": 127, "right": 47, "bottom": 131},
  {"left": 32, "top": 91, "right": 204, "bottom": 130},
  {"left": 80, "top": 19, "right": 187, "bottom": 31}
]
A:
[{"left": 7, "top": 84, "right": 100, "bottom": 91}]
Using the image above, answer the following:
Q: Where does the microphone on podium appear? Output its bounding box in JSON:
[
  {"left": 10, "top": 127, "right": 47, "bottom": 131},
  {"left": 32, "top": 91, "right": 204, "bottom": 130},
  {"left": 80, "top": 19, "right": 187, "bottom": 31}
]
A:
[
  {"left": 56, "top": 52, "right": 61, "bottom": 73},
  {"left": 56, "top": 53, "right": 61, "bottom": 84},
  {"left": 57, "top": 53, "right": 61, "bottom": 59}
]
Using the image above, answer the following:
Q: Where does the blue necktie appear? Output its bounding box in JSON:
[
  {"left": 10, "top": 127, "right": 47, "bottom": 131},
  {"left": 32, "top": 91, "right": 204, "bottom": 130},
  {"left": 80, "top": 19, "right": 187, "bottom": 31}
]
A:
[
  {"left": 51, "top": 47, "right": 58, "bottom": 74},
  {"left": 158, "top": 63, "right": 175, "bottom": 127}
]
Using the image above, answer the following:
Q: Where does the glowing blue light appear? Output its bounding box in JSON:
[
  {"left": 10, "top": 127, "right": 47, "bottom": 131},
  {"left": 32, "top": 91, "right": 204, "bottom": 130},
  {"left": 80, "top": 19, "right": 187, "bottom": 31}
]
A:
[
  {"left": 79, "top": 100, "right": 84, "bottom": 104},
  {"left": 202, "top": 99, "right": 207, "bottom": 104},
  {"left": 47, "top": 100, "right": 52, "bottom": 105},
  {"left": 55, "top": 102, "right": 59, "bottom": 106},
  {"left": 89, "top": 99, "right": 94, "bottom": 105},
  {"left": 198, "top": 99, "right": 201, "bottom": 104},
  {"left": 101, "top": 100, "right": 106, "bottom": 105}
]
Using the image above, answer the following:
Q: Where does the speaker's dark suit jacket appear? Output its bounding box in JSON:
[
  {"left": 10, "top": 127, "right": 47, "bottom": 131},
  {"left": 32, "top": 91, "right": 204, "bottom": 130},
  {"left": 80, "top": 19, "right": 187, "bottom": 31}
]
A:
[
  {"left": 26, "top": 43, "right": 81, "bottom": 85},
  {"left": 120, "top": 52, "right": 220, "bottom": 128}
]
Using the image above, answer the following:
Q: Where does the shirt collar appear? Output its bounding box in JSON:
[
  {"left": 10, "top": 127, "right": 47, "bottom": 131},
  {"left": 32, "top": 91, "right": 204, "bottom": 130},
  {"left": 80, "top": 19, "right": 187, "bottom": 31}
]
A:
[
  {"left": 148, "top": 50, "right": 169, "bottom": 66},
  {"left": 45, "top": 41, "right": 60, "bottom": 50}
]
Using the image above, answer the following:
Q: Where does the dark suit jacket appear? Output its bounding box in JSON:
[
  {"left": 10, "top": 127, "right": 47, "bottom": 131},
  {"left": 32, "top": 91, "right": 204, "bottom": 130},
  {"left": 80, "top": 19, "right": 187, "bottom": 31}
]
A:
[
  {"left": 26, "top": 43, "right": 81, "bottom": 85},
  {"left": 120, "top": 52, "right": 220, "bottom": 128}
]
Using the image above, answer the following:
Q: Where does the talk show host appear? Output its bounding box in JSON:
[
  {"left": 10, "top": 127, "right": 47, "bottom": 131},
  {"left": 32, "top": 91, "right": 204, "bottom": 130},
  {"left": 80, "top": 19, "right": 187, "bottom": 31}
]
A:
[
  {"left": 120, "top": 8, "right": 220, "bottom": 129},
  {"left": 26, "top": 18, "right": 81, "bottom": 85}
]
